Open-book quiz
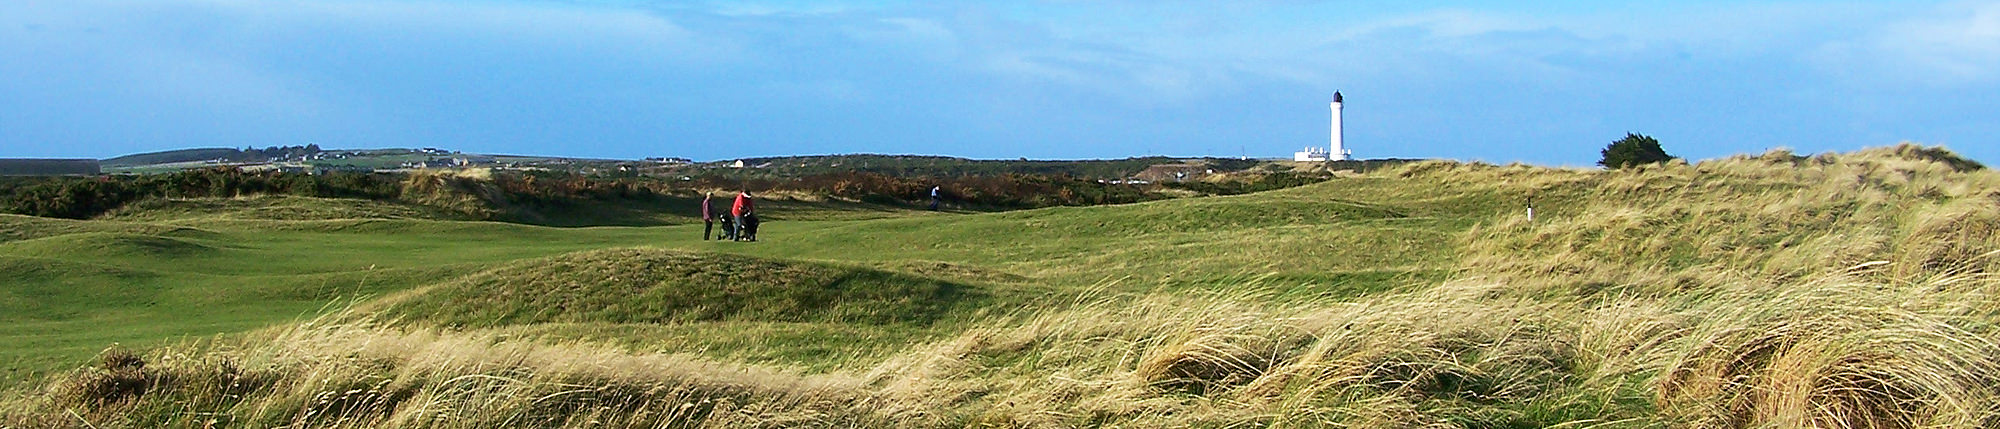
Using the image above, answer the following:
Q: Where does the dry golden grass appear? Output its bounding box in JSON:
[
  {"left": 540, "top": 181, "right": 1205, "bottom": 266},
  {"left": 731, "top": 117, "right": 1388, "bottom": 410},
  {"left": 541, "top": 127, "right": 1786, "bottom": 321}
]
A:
[
  {"left": 1656, "top": 273, "right": 2000, "bottom": 428},
  {"left": 1457, "top": 144, "right": 2000, "bottom": 294},
  {"left": 10, "top": 317, "right": 885, "bottom": 428},
  {"left": 12, "top": 272, "right": 2000, "bottom": 428}
]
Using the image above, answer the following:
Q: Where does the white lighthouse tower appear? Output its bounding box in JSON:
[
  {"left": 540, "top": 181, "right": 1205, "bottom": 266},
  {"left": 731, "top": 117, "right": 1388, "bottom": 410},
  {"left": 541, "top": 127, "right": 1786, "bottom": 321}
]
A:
[
  {"left": 1329, "top": 91, "right": 1350, "bottom": 161},
  {"left": 1296, "top": 91, "right": 1352, "bottom": 161}
]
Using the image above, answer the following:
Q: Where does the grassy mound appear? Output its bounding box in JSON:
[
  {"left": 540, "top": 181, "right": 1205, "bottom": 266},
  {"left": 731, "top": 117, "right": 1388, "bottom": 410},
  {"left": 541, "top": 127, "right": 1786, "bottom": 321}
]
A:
[
  {"left": 0, "top": 232, "right": 220, "bottom": 261},
  {"left": 0, "top": 256, "right": 164, "bottom": 321},
  {"left": 0, "top": 214, "right": 217, "bottom": 244},
  {"left": 375, "top": 248, "right": 985, "bottom": 328}
]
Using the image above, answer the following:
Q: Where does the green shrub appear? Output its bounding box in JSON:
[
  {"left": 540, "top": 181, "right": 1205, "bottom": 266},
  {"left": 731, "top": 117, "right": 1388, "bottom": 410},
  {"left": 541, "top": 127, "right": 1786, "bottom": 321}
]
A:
[{"left": 1599, "top": 133, "right": 1675, "bottom": 169}]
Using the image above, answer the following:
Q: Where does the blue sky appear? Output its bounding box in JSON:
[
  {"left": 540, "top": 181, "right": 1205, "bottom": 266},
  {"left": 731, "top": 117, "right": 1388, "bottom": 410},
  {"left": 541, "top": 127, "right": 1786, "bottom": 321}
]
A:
[{"left": 2, "top": 1, "right": 1995, "bottom": 165}]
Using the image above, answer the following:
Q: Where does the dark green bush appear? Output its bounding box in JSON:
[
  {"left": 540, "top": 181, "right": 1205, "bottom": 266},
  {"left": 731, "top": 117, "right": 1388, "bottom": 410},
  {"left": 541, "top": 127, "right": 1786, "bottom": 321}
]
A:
[{"left": 1599, "top": 133, "right": 1675, "bottom": 169}]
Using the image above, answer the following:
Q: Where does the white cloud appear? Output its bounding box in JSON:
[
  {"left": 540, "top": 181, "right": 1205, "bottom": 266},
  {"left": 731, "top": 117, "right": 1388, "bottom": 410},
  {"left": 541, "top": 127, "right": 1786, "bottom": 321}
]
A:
[
  {"left": 1812, "top": 1, "right": 2000, "bottom": 86},
  {"left": 1877, "top": 2, "right": 2000, "bottom": 81},
  {"left": 879, "top": 17, "right": 955, "bottom": 42},
  {"left": 710, "top": 1, "right": 866, "bottom": 17},
  {"left": 1336, "top": 9, "right": 1542, "bottom": 40},
  {"left": 758, "top": 79, "right": 867, "bottom": 103}
]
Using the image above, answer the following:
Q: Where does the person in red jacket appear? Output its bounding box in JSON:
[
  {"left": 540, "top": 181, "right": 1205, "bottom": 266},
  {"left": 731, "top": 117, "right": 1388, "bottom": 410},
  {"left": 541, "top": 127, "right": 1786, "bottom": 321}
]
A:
[{"left": 731, "top": 191, "right": 754, "bottom": 241}]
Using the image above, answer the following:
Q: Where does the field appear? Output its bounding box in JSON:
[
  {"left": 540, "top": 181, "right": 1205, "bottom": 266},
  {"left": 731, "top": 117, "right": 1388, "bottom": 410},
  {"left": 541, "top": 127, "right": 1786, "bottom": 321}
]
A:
[{"left": 4, "top": 144, "right": 1999, "bottom": 427}]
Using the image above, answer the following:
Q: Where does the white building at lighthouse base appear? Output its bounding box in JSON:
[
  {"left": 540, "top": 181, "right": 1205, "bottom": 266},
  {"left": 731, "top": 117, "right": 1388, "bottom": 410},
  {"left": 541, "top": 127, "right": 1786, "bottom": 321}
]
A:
[{"left": 1294, "top": 147, "right": 1331, "bottom": 161}]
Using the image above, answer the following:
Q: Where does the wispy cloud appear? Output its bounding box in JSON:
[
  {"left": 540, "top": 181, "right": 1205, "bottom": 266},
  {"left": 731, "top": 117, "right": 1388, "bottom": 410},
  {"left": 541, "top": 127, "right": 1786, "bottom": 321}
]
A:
[{"left": 1815, "top": 1, "right": 2000, "bottom": 86}]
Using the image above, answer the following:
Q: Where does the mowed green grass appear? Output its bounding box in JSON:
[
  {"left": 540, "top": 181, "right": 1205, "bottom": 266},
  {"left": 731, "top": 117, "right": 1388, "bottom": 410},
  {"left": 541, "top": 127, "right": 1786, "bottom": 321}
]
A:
[
  {"left": 0, "top": 178, "right": 1495, "bottom": 389},
  {"left": 0, "top": 214, "right": 674, "bottom": 387},
  {"left": 674, "top": 179, "right": 1478, "bottom": 294}
]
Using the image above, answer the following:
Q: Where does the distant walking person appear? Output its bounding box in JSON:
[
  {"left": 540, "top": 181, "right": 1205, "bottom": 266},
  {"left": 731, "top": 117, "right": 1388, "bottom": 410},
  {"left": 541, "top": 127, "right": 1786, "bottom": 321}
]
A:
[
  {"left": 929, "top": 186, "right": 941, "bottom": 211},
  {"left": 700, "top": 192, "right": 715, "bottom": 240},
  {"left": 732, "top": 191, "right": 755, "bottom": 242}
]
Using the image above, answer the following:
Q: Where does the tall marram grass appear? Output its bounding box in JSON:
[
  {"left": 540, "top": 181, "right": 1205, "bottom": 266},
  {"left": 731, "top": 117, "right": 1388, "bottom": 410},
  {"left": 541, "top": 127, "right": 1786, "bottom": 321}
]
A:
[
  {"left": 6, "top": 317, "right": 885, "bottom": 428},
  {"left": 1454, "top": 144, "right": 2000, "bottom": 292},
  {"left": 14, "top": 269, "right": 1998, "bottom": 428},
  {"left": 1657, "top": 273, "right": 2000, "bottom": 428}
]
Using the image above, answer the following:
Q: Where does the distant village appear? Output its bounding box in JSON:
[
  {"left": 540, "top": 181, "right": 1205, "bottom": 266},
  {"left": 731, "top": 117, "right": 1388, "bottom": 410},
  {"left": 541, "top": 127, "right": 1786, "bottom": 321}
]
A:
[{"left": 0, "top": 146, "right": 697, "bottom": 177}]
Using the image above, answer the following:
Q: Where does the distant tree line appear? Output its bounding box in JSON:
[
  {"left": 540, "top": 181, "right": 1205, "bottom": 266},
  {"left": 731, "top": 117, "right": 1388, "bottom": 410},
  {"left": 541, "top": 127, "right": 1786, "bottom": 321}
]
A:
[
  {"left": 243, "top": 144, "right": 323, "bottom": 161},
  {"left": 0, "top": 168, "right": 398, "bottom": 219},
  {"left": 0, "top": 168, "right": 665, "bottom": 220},
  {"left": 0, "top": 168, "right": 1172, "bottom": 220}
]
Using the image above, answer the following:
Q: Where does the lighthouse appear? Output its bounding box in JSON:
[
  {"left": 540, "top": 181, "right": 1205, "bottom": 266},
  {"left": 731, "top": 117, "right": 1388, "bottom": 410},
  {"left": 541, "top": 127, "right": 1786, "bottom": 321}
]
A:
[
  {"left": 1294, "top": 91, "right": 1352, "bottom": 162},
  {"left": 1329, "top": 91, "right": 1350, "bottom": 161}
]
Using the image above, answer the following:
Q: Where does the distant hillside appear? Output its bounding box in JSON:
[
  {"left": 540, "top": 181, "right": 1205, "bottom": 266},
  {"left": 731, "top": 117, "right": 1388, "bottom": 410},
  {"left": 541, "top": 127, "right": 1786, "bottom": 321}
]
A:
[
  {"left": 102, "top": 145, "right": 321, "bottom": 167},
  {"left": 0, "top": 159, "right": 99, "bottom": 176}
]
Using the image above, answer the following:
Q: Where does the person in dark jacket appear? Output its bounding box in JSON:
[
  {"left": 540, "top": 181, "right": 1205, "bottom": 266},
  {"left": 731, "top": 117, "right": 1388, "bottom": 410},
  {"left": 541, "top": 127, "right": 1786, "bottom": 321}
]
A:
[{"left": 701, "top": 192, "right": 715, "bottom": 240}]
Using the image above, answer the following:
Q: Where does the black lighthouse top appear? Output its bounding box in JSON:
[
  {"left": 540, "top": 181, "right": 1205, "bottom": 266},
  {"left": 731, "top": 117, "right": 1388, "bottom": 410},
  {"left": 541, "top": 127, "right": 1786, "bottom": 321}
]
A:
[{"left": 1333, "top": 91, "right": 1343, "bottom": 103}]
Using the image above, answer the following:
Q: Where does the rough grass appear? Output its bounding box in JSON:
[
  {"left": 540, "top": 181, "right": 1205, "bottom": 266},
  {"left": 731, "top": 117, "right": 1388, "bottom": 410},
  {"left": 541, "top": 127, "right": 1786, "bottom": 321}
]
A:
[
  {"left": 16, "top": 271, "right": 1997, "bottom": 428},
  {"left": 371, "top": 248, "right": 987, "bottom": 328},
  {"left": 6, "top": 143, "right": 2000, "bottom": 427},
  {"left": 1448, "top": 146, "right": 2000, "bottom": 296},
  {"left": 0, "top": 214, "right": 219, "bottom": 244},
  {"left": 99, "top": 195, "right": 464, "bottom": 223}
]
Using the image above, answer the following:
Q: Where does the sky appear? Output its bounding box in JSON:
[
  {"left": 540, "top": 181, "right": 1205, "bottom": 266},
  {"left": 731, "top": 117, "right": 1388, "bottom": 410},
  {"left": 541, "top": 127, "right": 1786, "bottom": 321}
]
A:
[{"left": 1, "top": 1, "right": 1995, "bottom": 165}]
